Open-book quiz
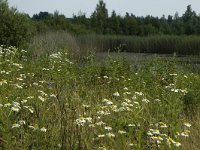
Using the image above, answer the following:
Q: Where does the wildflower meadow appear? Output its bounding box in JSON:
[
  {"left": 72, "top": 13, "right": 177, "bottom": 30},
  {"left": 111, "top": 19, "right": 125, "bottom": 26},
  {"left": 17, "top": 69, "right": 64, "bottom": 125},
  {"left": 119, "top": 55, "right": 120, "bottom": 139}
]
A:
[{"left": 0, "top": 45, "right": 200, "bottom": 149}]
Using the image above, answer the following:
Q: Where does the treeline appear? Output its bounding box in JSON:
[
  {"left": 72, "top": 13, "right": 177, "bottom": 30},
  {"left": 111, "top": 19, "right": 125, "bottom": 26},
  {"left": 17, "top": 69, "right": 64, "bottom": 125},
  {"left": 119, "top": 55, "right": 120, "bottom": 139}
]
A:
[
  {"left": 1, "top": 0, "right": 200, "bottom": 50},
  {"left": 32, "top": 1, "right": 200, "bottom": 36}
]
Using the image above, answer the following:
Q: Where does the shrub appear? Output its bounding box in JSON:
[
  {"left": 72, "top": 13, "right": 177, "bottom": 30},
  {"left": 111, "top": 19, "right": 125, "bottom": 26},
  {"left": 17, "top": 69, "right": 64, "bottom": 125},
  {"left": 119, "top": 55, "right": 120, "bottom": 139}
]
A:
[{"left": 0, "top": 0, "right": 35, "bottom": 47}]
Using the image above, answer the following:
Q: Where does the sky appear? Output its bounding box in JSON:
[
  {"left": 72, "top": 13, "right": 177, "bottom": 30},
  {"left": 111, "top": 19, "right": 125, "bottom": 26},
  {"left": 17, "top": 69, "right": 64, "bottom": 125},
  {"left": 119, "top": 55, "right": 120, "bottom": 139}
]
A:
[{"left": 8, "top": 0, "right": 200, "bottom": 18}]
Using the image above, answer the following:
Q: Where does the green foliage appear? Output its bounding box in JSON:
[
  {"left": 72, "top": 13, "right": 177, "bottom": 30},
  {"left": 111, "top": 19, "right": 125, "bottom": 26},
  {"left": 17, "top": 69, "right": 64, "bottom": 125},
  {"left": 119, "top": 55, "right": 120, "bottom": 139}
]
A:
[
  {"left": 68, "top": 3, "right": 200, "bottom": 36},
  {"left": 77, "top": 34, "right": 200, "bottom": 55},
  {"left": 27, "top": 31, "right": 80, "bottom": 59},
  {"left": 109, "top": 10, "right": 121, "bottom": 34},
  {"left": 0, "top": 46, "right": 199, "bottom": 149},
  {"left": 0, "top": 0, "right": 34, "bottom": 47},
  {"left": 30, "top": 1, "right": 200, "bottom": 37},
  {"left": 32, "top": 11, "right": 72, "bottom": 32},
  {"left": 90, "top": 0, "right": 109, "bottom": 34}
]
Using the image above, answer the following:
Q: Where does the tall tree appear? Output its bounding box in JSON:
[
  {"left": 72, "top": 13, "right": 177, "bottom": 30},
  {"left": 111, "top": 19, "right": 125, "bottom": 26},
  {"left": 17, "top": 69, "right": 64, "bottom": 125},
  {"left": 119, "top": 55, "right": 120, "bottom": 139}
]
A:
[
  {"left": 182, "top": 5, "right": 196, "bottom": 22},
  {"left": 182, "top": 5, "right": 197, "bottom": 34},
  {"left": 32, "top": 12, "right": 51, "bottom": 20},
  {"left": 90, "top": 0, "right": 108, "bottom": 34},
  {"left": 109, "top": 10, "right": 120, "bottom": 34},
  {"left": 122, "top": 13, "right": 138, "bottom": 35}
]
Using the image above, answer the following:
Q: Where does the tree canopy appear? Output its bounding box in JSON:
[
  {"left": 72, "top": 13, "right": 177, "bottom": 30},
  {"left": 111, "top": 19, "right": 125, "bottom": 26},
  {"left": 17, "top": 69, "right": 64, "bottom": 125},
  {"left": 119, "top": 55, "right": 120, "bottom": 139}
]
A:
[
  {"left": 0, "top": 0, "right": 34, "bottom": 47},
  {"left": 53, "top": 1, "right": 200, "bottom": 36}
]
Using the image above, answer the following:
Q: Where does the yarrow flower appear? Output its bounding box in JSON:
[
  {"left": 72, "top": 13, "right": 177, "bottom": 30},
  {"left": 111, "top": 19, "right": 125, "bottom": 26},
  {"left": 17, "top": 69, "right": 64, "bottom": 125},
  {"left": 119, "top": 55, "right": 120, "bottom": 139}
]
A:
[
  {"left": 123, "top": 87, "right": 128, "bottom": 90},
  {"left": 184, "top": 123, "right": 191, "bottom": 128},
  {"left": 104, "top": 126, "right": 112, "bottom": 131},
  {"left": 118, "top": 130, "right": 126, "bottom": 134},
  {"left": 98, "top": 134, "right": 105, "bottom": 138},
  {"left": 148, "top": 129, "right": 160, "bottom": 135},
  {"left": 38, "top": 96, "right": 46, "bottom": 102},
  {"left": 12, "top": 123, "right": 20, "bottom": 128},
  {"left": 135, "top": 92, "right": 144, "bottom": 96},
  {"left": 19, "top": 120, "right": 26, "bottom": 125},
  {"left": 181, "top": 130, "right": 190, "bottom": 137},
  {"left": 96, "top": 121, "right": 106, "bottom": 126},
  {"left": 24, "top": 106, "right": 34, "bottom": 113},
  {"left": 175, "top": 142, "right": 181, "bottom": 147},
  {"left": 28, "top": 125, "right": 38, "bottom": 130},
  {"left": 113, "top": 92, "right": 120, "bottom": 97},
  {"left": 83, "top": 104, "right": 91, "bottom": 108},
  {"left": 142, "top": 98, "right": 150, "bottom": 103},
  {"left": 157, "top": 122, "right": 168, "bottom": 128},
  {"left": 40, "top": 127, "right": 47, "bottom": 132},
  {"left": 128, "top": 124, "right": 136, "bottom": 127},
  {"left": 11, "top": 102, "right": 21, "bottom": 112},
  {"left": 0, "top": 79, "right": 7, "bottom": 85},
  {"left": 106, "top": 132, "right": 115, "bottom": 138},
  {"left": 102, "top": 99, "right": 113, "bottom": 105}
]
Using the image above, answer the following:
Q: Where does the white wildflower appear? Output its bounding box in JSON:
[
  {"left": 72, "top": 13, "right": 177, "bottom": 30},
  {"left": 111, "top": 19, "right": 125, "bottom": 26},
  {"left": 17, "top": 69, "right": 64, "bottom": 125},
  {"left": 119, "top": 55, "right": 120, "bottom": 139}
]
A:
[
  {"left": 184, "top": 123, "right": 191, "bottom": 128},
  {"left": 150, "top": 129, "right": 160, "bottom": 135},
  {"left": 171, "top": 89, "right": 179, "bottom": 93},
  {"left": 98, "top": 134, "right": 105, "bottom": 138},
  {"left": 142, "top": 98, "right": 150, "bottom": 103},
  {"left": 106, "top": 101, "right": 113, "bottom": 105},
  {"left": 135, "top": 92, "right": 144, "bottom": 96},
  {"left": 19, "top": 120, "right": 26, "bottom": 125},
  {"left": 155, "top": 99, "right": 161, "bottom": 102},
  {"left": 38, "top": 96, "right": 46, "bottom": 102},
  {"left": 118, "top": 130, "right": 126, "bottom": 134},
  {"left": 121, "top": 102, "right": 129, "bottom": 107},
  {"left": 96, "top": 121, "right": 105, "bottom": 126},
  {"left": 103, "top": 76, "right": 109, "bottom": 79},
  {"left": 12, "top": 123, "right": 20, "bottom": 128},
  {"left": 11, "top": 106, "right": 20, "bottom": 112},
  {"left": 128, "top": 124, "right": 136, "bottom": 127},
  {"left": 4, "top": 103, "right": 11, "bottom": 107},
  {"left": 169, "top": 73, "right": 177, "bottom": 76},
  {"left": 21, "top": 99, "right": 27, "bottom": 103},
  {"left": 28, "top": 125, "right": 37, "bottom": 130},
  {"left": 123, "top": 87, "right": 128, "bottom": 90},
  {"left": 113, "top": 92, "right": 120, "bottom": 97},
  {"left": 104, "top": 126, "right": 112, "bottom": 131},
  {"left": 147, "top": 131, "right": 153, "bottom": 136},
  {"left": 106, "top": 132, "right": 115, "bottom": 138},
  {"left": 50, "top": 94, "right": 57, "bottom": 98},
  {"left": 174, "top": 142, "right": 181, "bottom": 147},
  {"left": 0, "top": 79, "right": 7, "bottom": 85},
  {"left": 181, "top": 130, "right": 190, "bottom": 137},
  {"left": 97, "top": 110, "right": 105, "bottom": 115},
  {"left": 40, "top": 127, "right": 47, "bottom": 132}
]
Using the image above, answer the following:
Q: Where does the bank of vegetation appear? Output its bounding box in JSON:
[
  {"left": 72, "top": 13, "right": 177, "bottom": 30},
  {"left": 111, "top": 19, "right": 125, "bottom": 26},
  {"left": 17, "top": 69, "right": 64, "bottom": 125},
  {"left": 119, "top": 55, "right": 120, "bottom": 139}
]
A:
[{"left": 1, "top": 0, "right": 200, "bottom": 55}]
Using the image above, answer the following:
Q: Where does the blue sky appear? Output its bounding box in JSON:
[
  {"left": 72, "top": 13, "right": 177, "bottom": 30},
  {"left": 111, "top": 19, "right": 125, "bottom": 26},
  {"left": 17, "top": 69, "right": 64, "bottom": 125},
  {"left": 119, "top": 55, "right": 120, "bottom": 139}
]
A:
[{"left": 8, "top": 0, "right": 200, "bottom": 18}]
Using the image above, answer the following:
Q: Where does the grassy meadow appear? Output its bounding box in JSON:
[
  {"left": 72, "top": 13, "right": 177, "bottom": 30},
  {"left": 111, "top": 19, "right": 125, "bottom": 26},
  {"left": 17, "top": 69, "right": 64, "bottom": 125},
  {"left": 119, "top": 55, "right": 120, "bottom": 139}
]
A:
[{"left": 0, "top": 40, "right": 200, "bottom": 149}]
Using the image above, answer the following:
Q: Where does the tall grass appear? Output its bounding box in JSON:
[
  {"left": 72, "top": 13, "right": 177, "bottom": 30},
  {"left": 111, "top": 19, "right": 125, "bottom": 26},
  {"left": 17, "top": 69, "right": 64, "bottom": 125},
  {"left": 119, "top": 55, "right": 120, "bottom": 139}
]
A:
[
  {"left": 27, "top": 31, "right": 81, "bottom": 59},
  {"left": 27, "top": 31, "right": 200, "bottom": 60},
  {"left": 77, "top": 34, "right": 200, "bottom": 55},
  {"left": 0, "top": 46, "right": 200, "bottom": 149}
]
